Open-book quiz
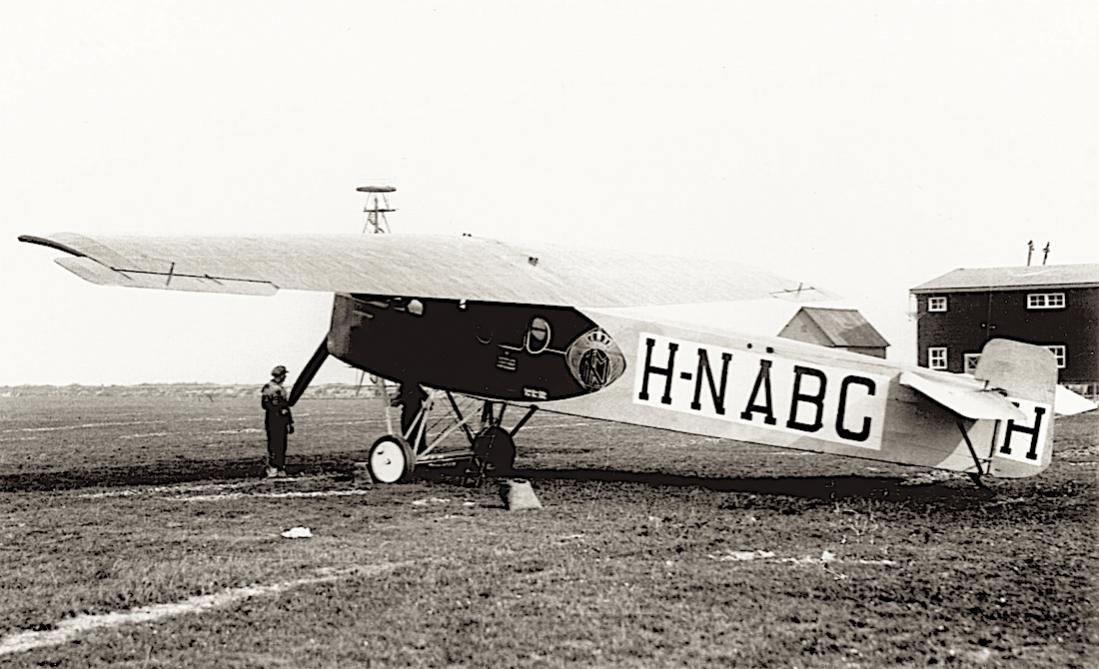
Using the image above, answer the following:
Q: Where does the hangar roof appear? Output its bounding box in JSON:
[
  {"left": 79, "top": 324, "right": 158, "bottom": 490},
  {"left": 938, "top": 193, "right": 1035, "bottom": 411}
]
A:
[
  {"left": 911, "top": 264, "right": 1099, "bottom": 294},
  {"left": 784, "top": 307, "right": 890, "bottom": 348}
]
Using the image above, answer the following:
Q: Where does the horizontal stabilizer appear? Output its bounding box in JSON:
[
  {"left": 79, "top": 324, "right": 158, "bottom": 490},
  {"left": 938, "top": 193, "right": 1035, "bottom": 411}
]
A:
[
  {"left": 1054, "top": 385, "right": 1098, "bottom": 416},
  {"left": 899, "top": 371, "right": 1026, "bottom": 421}
]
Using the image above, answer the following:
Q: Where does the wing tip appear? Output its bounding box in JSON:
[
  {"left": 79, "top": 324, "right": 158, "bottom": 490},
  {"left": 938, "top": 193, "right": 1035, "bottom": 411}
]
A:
[{"left": 18, "top": 234, "right": 88, "bottom": 258}]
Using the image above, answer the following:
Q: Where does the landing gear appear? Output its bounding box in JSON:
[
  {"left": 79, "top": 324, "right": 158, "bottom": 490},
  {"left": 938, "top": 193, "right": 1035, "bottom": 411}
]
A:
[
  {"left": 364, "top": 375, "right": 536, "bottom": 485},
  {"left": 472, "top": 425, "right": 516, "bottom": 475},
  {"left": 367, "top": 435, "right": 415, "bottom": 483},
  {"left": 461, "top": 401, "right": 530, "bottom": 486}
]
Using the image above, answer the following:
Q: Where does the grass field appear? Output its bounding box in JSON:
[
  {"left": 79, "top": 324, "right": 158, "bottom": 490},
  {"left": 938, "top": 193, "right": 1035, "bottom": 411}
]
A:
[{"left": 0, "top": 395, "right": 1095, "bottom": 667}]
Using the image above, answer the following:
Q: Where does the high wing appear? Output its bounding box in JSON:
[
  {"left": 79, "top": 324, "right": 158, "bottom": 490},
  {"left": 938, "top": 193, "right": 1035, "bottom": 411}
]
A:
[{"left": 18, "top": 233, "right": 832, "bottom": 308}]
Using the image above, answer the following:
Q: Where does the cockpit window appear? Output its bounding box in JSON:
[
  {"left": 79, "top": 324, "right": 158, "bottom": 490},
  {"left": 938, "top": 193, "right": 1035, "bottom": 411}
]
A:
[{"left": 525, "top": 317, "right": 551, "bottom": 354}]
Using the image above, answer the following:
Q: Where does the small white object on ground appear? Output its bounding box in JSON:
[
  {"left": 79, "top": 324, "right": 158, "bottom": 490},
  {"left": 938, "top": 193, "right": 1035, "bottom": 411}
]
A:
[
  {"left": 708, "top": 550, "right": 897, "bottom": 566},
  {"left": 281, "top": 527, "right": 313, "bottom": 539},
  {"left": 499, "top": 479, "right": 542, "bottom": 510},
  {"left": 711, "top": 550, "right": 775, "bottom": 561}
]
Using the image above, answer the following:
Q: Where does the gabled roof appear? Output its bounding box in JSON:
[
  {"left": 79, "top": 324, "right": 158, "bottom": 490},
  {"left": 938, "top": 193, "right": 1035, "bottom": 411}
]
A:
[
  {"left": 911, "top": 264, "right": 1099, "bottom": 294},
  {"left": 792, "top": 307, "right": 890, "bottom": 348}
]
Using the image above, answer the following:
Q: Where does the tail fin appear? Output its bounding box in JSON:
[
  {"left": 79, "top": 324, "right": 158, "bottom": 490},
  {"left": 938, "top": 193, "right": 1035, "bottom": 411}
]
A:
[{"left": 974, "top": 339, "right": 1058, "bottom": 476}]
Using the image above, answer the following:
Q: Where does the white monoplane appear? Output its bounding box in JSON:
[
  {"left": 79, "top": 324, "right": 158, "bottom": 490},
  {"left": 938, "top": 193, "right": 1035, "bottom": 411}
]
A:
[{"left": 20, "top": 231, "right": 1082, "bottom": 485}]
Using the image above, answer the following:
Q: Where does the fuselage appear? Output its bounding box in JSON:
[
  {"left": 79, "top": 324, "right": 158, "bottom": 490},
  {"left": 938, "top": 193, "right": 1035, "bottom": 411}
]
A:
[{"left": 327, "top": 293, "right": 626, "bottom": 401}]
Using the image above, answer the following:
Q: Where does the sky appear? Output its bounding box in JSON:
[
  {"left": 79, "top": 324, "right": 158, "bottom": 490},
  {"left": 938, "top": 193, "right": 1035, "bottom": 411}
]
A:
[{"left": 1, "top": 1, "right": 1096, "bottom": 385}]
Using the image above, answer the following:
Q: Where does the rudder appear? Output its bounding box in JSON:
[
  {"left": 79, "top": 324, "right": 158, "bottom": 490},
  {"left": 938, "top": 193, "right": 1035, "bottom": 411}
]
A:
[{"left": 974, "top": 339, "right": 1058, "bottom": 475}]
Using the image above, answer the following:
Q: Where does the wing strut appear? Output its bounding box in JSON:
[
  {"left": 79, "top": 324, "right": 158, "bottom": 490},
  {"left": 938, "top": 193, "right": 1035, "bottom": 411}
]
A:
[
  {"left": 288, "top": 338, "right": 330, "bottom": 407},
  {"left": 510, "top": 406, "right": 539, "bottom": 437}
]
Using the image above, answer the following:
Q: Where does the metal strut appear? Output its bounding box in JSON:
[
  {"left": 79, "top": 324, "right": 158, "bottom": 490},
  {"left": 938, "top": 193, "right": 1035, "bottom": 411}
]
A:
[
  {"left": 288, "top": 338, "right": 330, "bottom": 407},
  {"left": 446, "top": 391, "right": 477, "bottom": 444},
  {"left": 401, "top": 391, "right": 479, "bottom": 460},
  {"left": 510, "top": 406, "right": 539, "bottom": 437},
  {"left": 957, "top": 420, "right": 985, "bottom": 476},
  {"left": 957, "top": 420, "right": 992, "bottom": 491}
]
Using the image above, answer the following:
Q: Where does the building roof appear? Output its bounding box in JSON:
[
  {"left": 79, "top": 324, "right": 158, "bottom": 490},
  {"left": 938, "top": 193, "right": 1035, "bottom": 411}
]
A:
[
  {"left": 793, "top": 307, "right": 890, "bottom": 348},
  {"left": 911, "top": 264, "right": 1099, "bottom": 294}
]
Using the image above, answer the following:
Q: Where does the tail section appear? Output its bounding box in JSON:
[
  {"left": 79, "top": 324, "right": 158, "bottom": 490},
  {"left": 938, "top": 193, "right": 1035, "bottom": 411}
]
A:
[{"left": 974, "top": 339, "right": 1058, "bottom": 476}]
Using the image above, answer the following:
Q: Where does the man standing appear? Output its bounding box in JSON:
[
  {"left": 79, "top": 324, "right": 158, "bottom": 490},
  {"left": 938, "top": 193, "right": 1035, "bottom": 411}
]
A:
[{"left": 261, "top": 365, "right": 294, "bottom": 478}]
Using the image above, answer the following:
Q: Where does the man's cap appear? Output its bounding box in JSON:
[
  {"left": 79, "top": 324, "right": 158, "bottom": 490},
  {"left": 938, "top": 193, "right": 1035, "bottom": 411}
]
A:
[{"left": 271, "top": 365, "right": 288, "bottom": 377}]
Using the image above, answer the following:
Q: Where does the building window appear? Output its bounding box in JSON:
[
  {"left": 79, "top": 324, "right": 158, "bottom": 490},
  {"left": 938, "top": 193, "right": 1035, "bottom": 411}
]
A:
[
  {"left": 928, "top": 296, "right": 948, "bottom": 312},
  {"left": 1027, "top": 293, "right": 1066, "bottom": 310},
  {"left": 928, "top": 347, "right": 947, "bottom": 370},
  {"left": 963, "top": 353, "right": 981, "bottom": 375},
  {"left": 1045, "top": 345, "right": 1066, "bottom": 369}
]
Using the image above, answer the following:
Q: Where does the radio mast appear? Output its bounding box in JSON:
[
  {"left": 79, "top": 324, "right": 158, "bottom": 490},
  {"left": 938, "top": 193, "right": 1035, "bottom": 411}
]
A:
[
  {"left": 357, "top": 185, "right": 396, "bottom": 234},
  {"left": 354, "top": 186, "right": 397, "bottom": 395}
]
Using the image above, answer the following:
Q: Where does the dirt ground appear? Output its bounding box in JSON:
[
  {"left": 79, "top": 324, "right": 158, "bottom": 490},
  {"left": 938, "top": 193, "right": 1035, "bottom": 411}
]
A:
[{"left": 0, "top": 395, "right": 1095, "bottom": 667}]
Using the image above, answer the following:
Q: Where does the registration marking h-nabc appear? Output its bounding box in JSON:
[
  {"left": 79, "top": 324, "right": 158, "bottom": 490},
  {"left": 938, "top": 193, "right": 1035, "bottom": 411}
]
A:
[{"left": 632, "top": 333, "right": 889, "bottom": 451}]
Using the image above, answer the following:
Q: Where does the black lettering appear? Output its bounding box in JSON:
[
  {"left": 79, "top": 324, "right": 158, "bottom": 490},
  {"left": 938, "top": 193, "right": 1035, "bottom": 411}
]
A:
[
  {"left": 740, "top": 360, "right": 777, "bottom": 425},
  {"left": 836, "top": 375, "right": 876, "bottom": 442},
  {"left": 786, "top": 365, "right": 827, "bottom": 432},
  {"left": 638, "top": 338, "right": 678, "bottom": 405},
  {"left": 690, "top": 348, "right": 733, "bottom": 415},
  {"left": 1000, "top": 405, "right": 1045, "bottom": 461}
]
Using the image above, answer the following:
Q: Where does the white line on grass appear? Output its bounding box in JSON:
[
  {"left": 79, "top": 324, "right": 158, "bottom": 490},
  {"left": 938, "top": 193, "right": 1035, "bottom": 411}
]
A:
[
  {"left": 75, "top": 475, "right": 358, "bottom": 500},
  {"left": 178, "top": 489, "right": 375, "bottom": 502},
  {"left": 76, "top": 481, "right": 257, "bottom": 499},
  {"left": 520, "top": 421, "right": 602, "bottom": 431},
  {"left": 0, "top": 560, "right": 418, "bottom": 657},
  {"left": 1, "top": 420, "right": 159, "bottom": 434}
]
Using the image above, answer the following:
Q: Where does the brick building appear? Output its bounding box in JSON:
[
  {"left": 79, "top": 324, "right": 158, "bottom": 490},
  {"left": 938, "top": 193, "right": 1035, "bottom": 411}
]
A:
[{"left": 911, "top": 264, "right": 1099, "bottom": 394}]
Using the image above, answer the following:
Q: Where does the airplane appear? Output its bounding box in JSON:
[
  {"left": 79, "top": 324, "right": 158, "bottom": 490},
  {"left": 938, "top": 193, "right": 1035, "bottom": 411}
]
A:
[{"left": 18, "top": 230, "right": 1092, "bottom": 487}]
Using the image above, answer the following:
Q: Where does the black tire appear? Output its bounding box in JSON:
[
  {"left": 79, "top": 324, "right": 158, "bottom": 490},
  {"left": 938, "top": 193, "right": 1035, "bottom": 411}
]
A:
[{"left": 472, "top": 425, "right": 517, "bottom": 475}]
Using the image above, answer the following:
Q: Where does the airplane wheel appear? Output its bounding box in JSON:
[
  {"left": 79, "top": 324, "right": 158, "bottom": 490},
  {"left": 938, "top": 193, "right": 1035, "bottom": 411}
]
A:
[
  {"left": 367, "top": 435, "right": 415, "bottom": 484},
  {"left": 472, "top": 426, "right": 516, "bottom": 475}
]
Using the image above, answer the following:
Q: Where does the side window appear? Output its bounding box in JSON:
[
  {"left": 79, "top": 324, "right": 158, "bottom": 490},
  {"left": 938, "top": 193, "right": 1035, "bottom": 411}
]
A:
[
  {"left": 928, "top": 296, "right": 948, "bottom": 312},
  {"left": 1045, "top": 345, "right": 1066, "bottom": 369},
  {"left": 928, "top": 347, "right": 948, "bottom": 370},
  {"left": 525, "top": 317, "right": 552, "bottom": 354}
]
